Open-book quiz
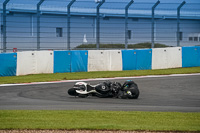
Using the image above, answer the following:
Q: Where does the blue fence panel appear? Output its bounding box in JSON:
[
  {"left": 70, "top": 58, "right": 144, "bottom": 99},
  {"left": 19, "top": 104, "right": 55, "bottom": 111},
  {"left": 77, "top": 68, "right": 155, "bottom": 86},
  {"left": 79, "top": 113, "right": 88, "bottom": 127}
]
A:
[
  {"left": 0, "top": 53, "right": 17, "bottom": 77},
  {"left": 136, "top": 49, "right": 152, "bottom": 70},
  {"left": 54, "top": 51, "right": 71, "bottom": 73},
  {"left": 71, "top": 50, "right": 88, "bottom": 72},
  {"left": 122, "top": 50, "right": 137, "bottom": 70},
  {"left": 182, "top": 46, "right": 200, "bottom": 67}
]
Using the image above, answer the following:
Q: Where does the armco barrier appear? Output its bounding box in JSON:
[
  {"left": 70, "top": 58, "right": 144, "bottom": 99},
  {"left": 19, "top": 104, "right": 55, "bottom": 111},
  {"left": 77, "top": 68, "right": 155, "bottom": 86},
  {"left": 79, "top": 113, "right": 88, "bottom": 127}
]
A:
[
  {"left": 182, "top": 46, "right": 200, "bottom": 67},
  {"left": 152, "top": 47, "right": 182, "bottom": 69},
  {"left": 0, "top": 53, "right": 17, "bottom": 77},
  {"left": 17, "top": 51, "right": 53, "bottom": 76},
  {"left": 54, "top": 50, "right": 88, "bottom": 73},
  {"left": 122, "top": 49, "right": 152, "bottom": 70}
]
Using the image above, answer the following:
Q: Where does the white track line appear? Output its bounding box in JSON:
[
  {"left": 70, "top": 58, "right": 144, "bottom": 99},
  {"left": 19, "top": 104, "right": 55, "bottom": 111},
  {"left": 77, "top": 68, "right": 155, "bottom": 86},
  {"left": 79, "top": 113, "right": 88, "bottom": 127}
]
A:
[{"left": 1, "top": 73, "right": 200, "bottom": 87}]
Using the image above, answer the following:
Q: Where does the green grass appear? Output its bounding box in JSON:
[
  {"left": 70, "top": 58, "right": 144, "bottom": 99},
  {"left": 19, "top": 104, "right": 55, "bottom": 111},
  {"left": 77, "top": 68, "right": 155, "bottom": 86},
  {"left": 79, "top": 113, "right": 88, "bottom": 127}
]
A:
[
  {"left": 0, "top": 67, "right": 200, "bottom": 84},
  {"left": 0, "top": 110, "right": 199, "bottom": 131}
]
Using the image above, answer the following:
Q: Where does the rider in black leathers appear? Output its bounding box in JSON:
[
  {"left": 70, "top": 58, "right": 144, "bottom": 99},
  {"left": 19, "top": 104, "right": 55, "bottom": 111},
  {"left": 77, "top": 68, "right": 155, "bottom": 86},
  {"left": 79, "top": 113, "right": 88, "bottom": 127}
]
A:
[{"left": 95, "top": 80, "right": 139, "bottom": 99}]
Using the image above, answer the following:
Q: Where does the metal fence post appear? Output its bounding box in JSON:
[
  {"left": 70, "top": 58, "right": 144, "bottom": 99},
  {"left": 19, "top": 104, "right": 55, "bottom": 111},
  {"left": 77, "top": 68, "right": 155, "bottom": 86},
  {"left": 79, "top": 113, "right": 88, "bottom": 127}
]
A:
[
  {"left": 37, "top": 0, "right": 45, "bottom": 51},
  {"left": 125, "top": 0, "right": 133, "bottom": 49},
  {"left": 177, "top": 1, "right": 186, "bottom": 47},
  {"left": 3, "top": 0, "right": 10, "bottom": 53},
  {"left": 67, "top": 0, "right": 76, "bottom": 50},
  {"left": 96, "top": 0, "right": 105, "bottom": 50},
  {"left": 151, "top": 0, "right": 160, "bottom": 48}
]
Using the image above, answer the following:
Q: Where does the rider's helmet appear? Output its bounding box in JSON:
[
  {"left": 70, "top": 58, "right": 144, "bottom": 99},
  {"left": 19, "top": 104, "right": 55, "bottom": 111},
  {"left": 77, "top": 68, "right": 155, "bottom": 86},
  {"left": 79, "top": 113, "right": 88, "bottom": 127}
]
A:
[
  {"left": 122, "top": 80, "right": 138, "bottom": 90},
  {"left": 119, "top": 80, "right": 139, "bottom": 99}
]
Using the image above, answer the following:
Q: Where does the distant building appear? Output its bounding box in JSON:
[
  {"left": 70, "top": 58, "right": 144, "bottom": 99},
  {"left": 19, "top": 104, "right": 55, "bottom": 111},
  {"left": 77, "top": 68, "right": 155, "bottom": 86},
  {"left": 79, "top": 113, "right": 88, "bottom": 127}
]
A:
[{"left": 0, "top": 0, "right": 200, "bottom": 51}]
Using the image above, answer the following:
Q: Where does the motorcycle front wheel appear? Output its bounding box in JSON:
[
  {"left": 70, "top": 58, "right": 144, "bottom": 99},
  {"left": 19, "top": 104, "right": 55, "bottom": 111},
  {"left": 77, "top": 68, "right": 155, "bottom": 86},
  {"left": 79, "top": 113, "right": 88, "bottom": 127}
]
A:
[{"left": 68, "top": 88, "right": 78, "bottom": 96}]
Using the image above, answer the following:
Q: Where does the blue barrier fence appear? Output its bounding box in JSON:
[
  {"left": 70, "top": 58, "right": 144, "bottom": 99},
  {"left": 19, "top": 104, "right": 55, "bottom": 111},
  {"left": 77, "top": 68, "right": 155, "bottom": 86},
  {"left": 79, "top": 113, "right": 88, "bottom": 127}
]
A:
[
  {"left": 0, "top": 46, "right": 200, "bottom": 77},
  {"left": 54, "top": 51, "right": 71, "bottom": 73},
  {"left": 122, "top": 50, "right": 137, "bottom": 70},
  {"left": 182, "top": 46, "right": 200, "bottom": 68},
  {"left": 122, "top": 49, "right": 152, "bottom": 70},
  {"left": 71, "top": 50, "right": 88, "bottom": 72},
  {"left": 0, "top": 53, "right": 17, "bottom": 77},
  {"left": 54, "top": 50, "right": 88, "bottom": 73},
  {"left": 136, "top": 49, "right": 152, "bottom": 70}
]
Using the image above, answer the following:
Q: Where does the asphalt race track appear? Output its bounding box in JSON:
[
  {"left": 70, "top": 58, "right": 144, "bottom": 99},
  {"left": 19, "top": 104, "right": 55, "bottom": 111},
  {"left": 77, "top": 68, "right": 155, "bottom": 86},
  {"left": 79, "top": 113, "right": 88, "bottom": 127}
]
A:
[{"left": 0, "top": 74, "right": 200, "bottom": 112}]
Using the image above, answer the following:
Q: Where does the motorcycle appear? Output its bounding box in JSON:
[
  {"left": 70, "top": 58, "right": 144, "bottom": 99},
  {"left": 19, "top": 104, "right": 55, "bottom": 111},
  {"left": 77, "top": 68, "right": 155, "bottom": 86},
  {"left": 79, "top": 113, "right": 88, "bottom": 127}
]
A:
[{"left": 68, "top": 80, "right": 139, "bottom": 99}]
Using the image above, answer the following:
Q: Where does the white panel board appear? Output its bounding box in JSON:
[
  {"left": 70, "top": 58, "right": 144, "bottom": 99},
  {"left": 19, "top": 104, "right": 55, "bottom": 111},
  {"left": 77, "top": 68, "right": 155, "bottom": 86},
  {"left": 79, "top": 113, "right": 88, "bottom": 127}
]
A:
[
  {"left": 166, "top": 47, "right": 182, "bottom": 69},
  {"left": 35, "top": 51, "right": 54, "bottom": 74},
  {"left": 88, "top": 50, "right": 110, "bottom": 71},
  {"left": 152, "top": 47, "right": 182, "bottom": 70},
  {"left": 88, "top": 50, "right": 122, "bottom": 72},
  {"left": 152, "top": 48, "right": 167, "bottom": 70},
  {"left": 109, "top": 50, "right": 122, "bottom": 71},
  {"left": 16, "top": 51, "right": 36, "bottom": 76},
  {"left": 17, "top": 51, "right": 54, "bottom": 76}
]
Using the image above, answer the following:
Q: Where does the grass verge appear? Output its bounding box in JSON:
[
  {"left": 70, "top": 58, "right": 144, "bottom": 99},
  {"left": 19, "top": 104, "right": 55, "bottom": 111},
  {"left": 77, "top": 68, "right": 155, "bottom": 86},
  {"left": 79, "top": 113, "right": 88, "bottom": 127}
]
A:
[
  {"left": 0, "top": 110, "right": 199, "bottom": 131},
  {"left": 0, "top": 67, "right": 200, "bottom": 84}
]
